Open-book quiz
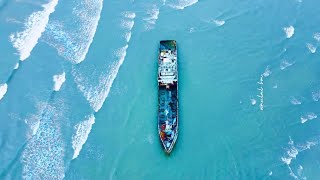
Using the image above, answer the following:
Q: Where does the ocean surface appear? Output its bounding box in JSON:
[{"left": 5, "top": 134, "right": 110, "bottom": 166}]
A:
[{"left": 0, "top": 0, "right": 320, "bottom": 179}]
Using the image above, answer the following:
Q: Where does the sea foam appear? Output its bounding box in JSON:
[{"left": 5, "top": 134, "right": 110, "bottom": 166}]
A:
[
  {"left": 313, "top": 32, "right": 320, "bottom": 42},
  {"left": 45, "top": 0, "right": 104, "bottom": 64},
  {"left": 290, "top": 97, "right": 301, "bottom": 105},
  {"left": 14, "top": 62, "right": 20, "bottom": 70},
  {"left": 250, "top": 98, "right": 256, "bottom": 105},
  {"left": 143, "top": 6, "right": 159, "bottom": 31},
  {"left": 10, "top": 0, "right": 59, "bottom": 61},
  {"left": 213, "top": 20, "right": 225, "bottom": 26},
  {"left": 168, "top": 0, "right": 198, "bottom": 10},
  {"left": 22, "top": 102, "right": 65, "bottom": 179},
  {"left": 312, "top": 90, "right": 320, "bottom": 101},
  {"left": 0, "top": 83, "right": 8, "bottom": 101},
  {"left": 122, "top": 11, "right": 135, "bottom": 41},
  {"left": 72, "top": 114, "right": 95, "bottom": 160},
  {"left": 53, "top": 72, "right": 66, "bottom": 91},
  {"left": 283, "top": 26, "right": 294, "bottom": 39},
  {"left": 280, "top": 60, "right": 294, "bottom": 70},
  {"left": 74, "top": 45, "right": 129, "bottom": 112},
  {"left": 281, "top": 137, "right": 317, "bottom": 180},
  {"left": 300, "top": 112, "right": 317, "bottom": 123},
  {"left": 306, "top": 43, "right": 317, "bottom": 53}
]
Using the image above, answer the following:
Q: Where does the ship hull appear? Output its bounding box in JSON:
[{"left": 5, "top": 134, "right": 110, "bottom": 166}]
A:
[{"left": 157, "top": 40, "right": 178, "bottom": 154}]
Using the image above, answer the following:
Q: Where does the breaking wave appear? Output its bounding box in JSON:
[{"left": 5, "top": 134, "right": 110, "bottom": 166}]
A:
[
  {"left": 22, "top": 102, "right": 65, "bottom": 180},
  {"left": 9, "top": 0, "right": 59, "bottom": 61},
  {"left": 74, "top": 45, "right": 129, "bottom": 112},
  {"left": 300, "top": 112, "right": 317, "bottom": 124},
  {"left": 143, "top": 6, "right": 159, "bottom": 31},
  {"left": 306, "top": 43, "right": 317, "bottom": 53},
  {"left": 53, "top": 72, "right": 66, "bottom": 91},
  {"left": 280, "top": 60, "right": 294, "bottom": 70},
  {"left": 283, "top": 26, "right": 294, "bottom": 39},
  {"left": 72, "top": 114, "right": 95, "bottom": 160},
  {"left": 0, "top": 83, "right": 8, "bottom": 101},
  {"left": 168, "top": 0, "right": 198, "bottom": 10},
  {"left": 44, "top": 0, "right": 104, "bottom": 64}
]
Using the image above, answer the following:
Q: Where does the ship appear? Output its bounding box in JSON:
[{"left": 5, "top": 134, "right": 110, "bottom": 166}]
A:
[{"left": 157, "top": 40, "right": 178, "bottom": 154}]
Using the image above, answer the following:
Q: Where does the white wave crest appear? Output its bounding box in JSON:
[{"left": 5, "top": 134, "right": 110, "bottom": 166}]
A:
[
  {"left": 45, "top": 0, "right": 103, "bottom": 64},
  {"left": 10, "top": 0, "right": 59, "bottom": 61},
  {"left": 72, "top": 114, "right": 95, "bottom": 160},
  {"left": 313, "top": 32, "right": 320, "bottom": 42},
  {"left": 312, "top": 90, "right": 320, "bottom": 101},
  {"left": 213, "top": 20, "right": 225, "bottom": 26},
  {"left": 283, "top": 26, "right": 294, "bottom": 39},
  {"left": 14, "top": 62, "right": 20, "bottom": 70},
  {"left": 300, "top": 112, "right": 317, "bottom": 123},
  {"left": 290, "top": 97, "right": 301, "bottom": 105},
  {"left": 0, "top": 83, "right": 8, "bottom": 101},
  {"left": 143, "top": 6, "right": 159, "bottom": 31},
  {"left": 74, "top": 45, "right": 129, "bottom": 112},
  {"left": 280, "top": 60, "right": 294, "bottom": 70},
  {"left": 306, "top": 43, "right": 317, "bottom": 53},
  {"left": 168, "top": 0, "right": 198, "bottom": 10},
  {"left": 53, "top": 72, "right": 66, "bottom": 91},
  {"left": 22, "top": 102, "right": 65, "bottom": 179}
]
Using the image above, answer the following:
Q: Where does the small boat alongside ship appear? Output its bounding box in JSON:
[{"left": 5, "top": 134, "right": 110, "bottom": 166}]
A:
[{"left": 157, "top": 40, "right": 178, "bottom": 154}]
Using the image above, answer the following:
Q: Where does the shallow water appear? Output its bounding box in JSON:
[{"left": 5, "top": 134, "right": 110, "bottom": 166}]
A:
[{"left": 0, "top": 0, "right": 320, "bottom": 179}]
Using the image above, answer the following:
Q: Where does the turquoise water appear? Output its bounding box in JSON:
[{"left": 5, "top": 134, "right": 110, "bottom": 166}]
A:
[{"left": 1, "top": 0, "right": 320, "bottom": 179}]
